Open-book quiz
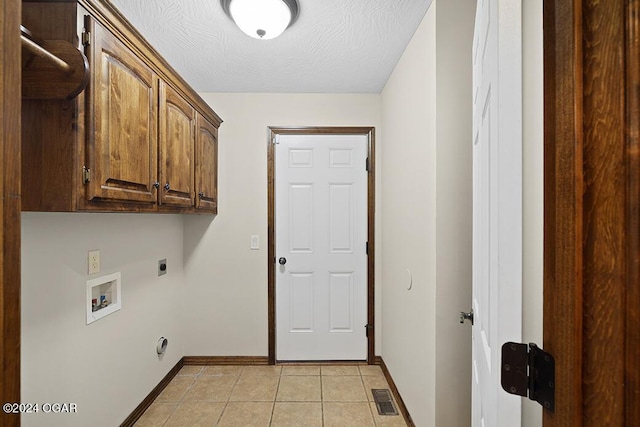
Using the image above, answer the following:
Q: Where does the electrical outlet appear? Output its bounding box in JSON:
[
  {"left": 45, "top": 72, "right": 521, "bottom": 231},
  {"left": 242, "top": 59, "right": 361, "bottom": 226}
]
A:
[{"left": 88, "top": 250, "right": 100, "bottom": 275}]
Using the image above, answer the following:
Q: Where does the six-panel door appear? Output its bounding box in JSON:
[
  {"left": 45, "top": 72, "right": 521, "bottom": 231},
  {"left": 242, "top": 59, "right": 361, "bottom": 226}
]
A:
[
  {"left": 275, "top": 134, "right": 368, "bottom": 360},
  {"left": 471, "top": 0, "right": 523, "bottom": 425}
]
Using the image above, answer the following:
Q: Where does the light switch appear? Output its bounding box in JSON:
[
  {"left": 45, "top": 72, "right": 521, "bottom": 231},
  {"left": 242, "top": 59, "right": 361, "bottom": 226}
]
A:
[{"left": 250, "top": 235, "right": 259, "bottom": 250}]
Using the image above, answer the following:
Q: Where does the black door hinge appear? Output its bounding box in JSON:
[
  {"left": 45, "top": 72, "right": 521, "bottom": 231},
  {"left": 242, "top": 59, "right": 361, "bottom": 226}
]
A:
[
  {"left": 365, "top": 324, "right": 373, "bottom": 337},
  {"left": 501, "top": 342, "right": 555, "bottom": 412},
  {"left": 366, "top": 157, "right": 370, "bottom": 172},
  {"left": 366, "top": 242, "right": 369, "bottom": 255}
]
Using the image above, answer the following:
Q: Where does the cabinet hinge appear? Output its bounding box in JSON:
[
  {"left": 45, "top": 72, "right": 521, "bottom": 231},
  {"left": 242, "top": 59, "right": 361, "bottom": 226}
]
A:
[
  {"left": 81, "top": 29, "right": 91, "bottom": 47},
  {"left": 501, "top": 342, "right": 555, "bottom": 412},
  {"left": 82, "top": 166, "right": 91, "bottom": 184},
  {"left": 365, "top": 324, "right": 373, "bottom": 337}
]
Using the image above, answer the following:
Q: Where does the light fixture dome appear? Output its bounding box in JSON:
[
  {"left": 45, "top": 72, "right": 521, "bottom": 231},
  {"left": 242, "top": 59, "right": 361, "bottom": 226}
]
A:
[{"left": 221, "top": 0, "right": 299, "bottom": 40}]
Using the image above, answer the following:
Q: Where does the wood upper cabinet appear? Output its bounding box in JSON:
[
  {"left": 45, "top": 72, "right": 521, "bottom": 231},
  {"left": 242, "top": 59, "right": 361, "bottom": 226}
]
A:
[
  {"left": 20, "top": 0, "right": 222, "bottom": 214},
  {"left": 86, "top": 17, "right": 158, "bottom": 205},
  {"left": 195, "top": 114, "right": 218, "bottom": 212},
  {"left": 159, "top": 82, "right": 195, "bottom": 207}
]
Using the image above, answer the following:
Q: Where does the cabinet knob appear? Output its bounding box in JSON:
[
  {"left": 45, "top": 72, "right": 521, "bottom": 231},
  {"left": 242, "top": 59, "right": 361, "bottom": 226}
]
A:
[
  {"left": 198, "top": 192, "right": 205, "bottom": 199},
  {"left": 153, "top": 182, "right": 160, "bottom": 189},
  {"left": 164, "top": 183, "right": 170, "bottom": 191}
]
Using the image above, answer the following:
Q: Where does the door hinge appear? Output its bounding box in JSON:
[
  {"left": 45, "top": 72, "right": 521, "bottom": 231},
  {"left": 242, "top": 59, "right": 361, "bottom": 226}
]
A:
[
  {"left": 501, "top": 342, "right": 555, "bottom": 412},
  {"left": 82, "top": 166, "right": 91, "bottom": 184},
  {"left": 365, "top": 324, "right": 373, "bottom": 337},
  {"left": 273, "top": 134, "right": 280, "bottom": 144},
  {"left": 366, "top": 242, "right": 369, "bottom": 255},
  {"left": 366, "top": 157, "right": 370, "bottom": 172},
  {"left": 81, "top": 29, "right": 91, "bottom": 47}
]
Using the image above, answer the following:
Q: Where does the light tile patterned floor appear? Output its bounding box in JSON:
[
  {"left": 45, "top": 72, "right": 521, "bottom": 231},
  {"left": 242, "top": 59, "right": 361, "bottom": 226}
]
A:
[{"left": 134, "top": 364, "right": 408, "bottom": 427}]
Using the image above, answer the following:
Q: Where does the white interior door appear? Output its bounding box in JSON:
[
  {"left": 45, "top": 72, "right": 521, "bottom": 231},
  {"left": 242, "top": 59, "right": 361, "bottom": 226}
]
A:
[
  {"left": 472, "top": 0, "right": 523, "bottom": 426},
  {"left": 275, "top": 134, "right": 368, "bottom": 361}
]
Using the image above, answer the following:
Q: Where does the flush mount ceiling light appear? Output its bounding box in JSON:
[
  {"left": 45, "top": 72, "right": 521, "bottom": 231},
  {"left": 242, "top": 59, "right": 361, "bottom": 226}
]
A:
[{"left": 221, "top": 0, "right": 299, "bottom": 40}]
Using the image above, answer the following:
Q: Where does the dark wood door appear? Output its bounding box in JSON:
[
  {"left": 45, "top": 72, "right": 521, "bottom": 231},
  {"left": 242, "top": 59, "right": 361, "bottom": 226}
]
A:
[
  {"left": 159, "top": 82, "right": 195, "bottom": 207},
  {"left": 86, "top": 17, "right": 158, "bottom": 205},
  {"left": 195, "top": 114, "right": 218, "bottom": 212},
  {"left": 544, "top": 0, "right": 640, "bottom": 425}
]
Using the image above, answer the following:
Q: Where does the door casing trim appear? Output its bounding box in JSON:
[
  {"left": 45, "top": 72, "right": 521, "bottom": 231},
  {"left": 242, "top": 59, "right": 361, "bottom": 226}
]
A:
[
  {"left": 267, "top": 126, "right": 376, "bottom": 364},
  {"left": 543, "top": 0, "right": 640, "bottom": 424}
]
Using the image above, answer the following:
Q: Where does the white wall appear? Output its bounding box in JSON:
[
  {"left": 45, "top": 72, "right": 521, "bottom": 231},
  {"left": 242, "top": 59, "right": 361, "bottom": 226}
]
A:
[
  {"left": 21, "top": 213, "right": 185, "bottom": 427},
  {"left": 522, "top": 0, "right": 544, "bottom": 425},
  {"left": 434, "top": 0, "right": 475, "bottom": 425},
  {"left": 380, "top": 5, "right": 437, "bottom": 426},
  {"left": 380, "top": 0, "right": 477, "bottom": 425},
  {"left": 183, "top": 94, "right": 382, "bottom": 356}
]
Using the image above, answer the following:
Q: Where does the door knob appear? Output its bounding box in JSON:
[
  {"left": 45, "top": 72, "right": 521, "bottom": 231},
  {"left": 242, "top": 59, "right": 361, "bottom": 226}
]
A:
[
  {"left": 460, "top": 310, "right": 474, "bottom": 325},
  {"left": 278, "top": 257, "right": 287, "bottom": 265}
]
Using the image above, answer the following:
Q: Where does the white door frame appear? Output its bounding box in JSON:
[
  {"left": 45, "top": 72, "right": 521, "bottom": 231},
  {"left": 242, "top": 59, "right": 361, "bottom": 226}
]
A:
[{"left": 267, "top": 126, "right": 375, "bottom": 364}]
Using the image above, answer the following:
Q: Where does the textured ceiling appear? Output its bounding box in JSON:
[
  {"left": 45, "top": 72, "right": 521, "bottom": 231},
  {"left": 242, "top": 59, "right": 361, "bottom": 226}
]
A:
[{"left": 108, "top": 0, "right": 431, "bottom": 93}]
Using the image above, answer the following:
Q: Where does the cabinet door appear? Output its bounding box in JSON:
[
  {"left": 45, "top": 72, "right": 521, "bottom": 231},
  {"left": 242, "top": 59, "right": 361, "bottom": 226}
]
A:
[
  {"left": 159, "top": 82, "right": 195, "bottom": 207},
  {"left": 195, "top": 114, "right": 218, "bottom": 212},
  {"left": 86, "top": 18, "right": 158, "bottom": 204}
]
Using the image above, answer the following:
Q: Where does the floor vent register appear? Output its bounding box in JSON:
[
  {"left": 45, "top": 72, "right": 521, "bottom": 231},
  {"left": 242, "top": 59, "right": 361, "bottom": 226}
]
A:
[{"left": 372, "top": 389, "right": 399, "bottom": 416}]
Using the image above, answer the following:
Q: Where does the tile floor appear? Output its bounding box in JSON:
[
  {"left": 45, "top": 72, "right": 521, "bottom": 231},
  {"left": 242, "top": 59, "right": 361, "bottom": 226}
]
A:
[{"left": 134, "top": 364, "right": 408, "bottom": 426}]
